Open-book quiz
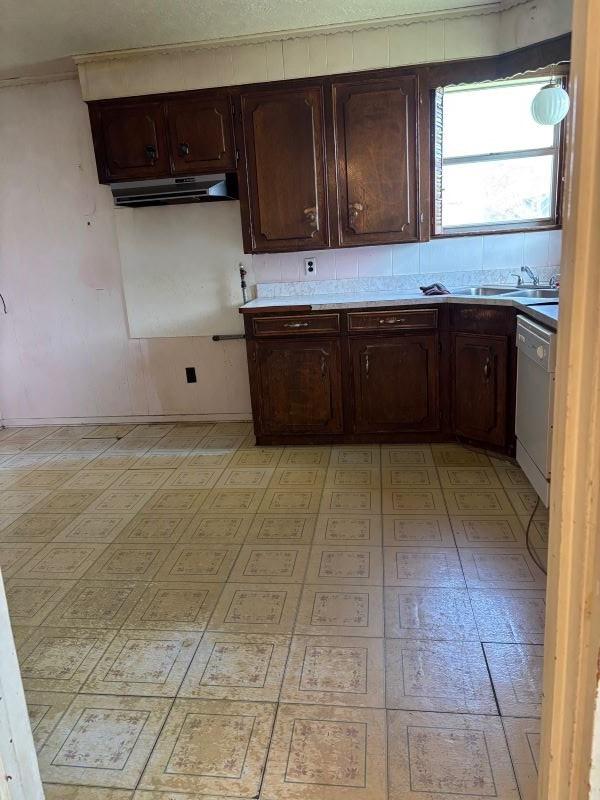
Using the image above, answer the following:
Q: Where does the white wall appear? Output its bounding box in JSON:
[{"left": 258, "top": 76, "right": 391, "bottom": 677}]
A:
[{"left": 0, "top": 79, "right": 252, "bottom": 424}]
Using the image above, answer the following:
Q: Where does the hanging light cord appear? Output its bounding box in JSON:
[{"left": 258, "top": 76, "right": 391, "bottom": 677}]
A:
[{"left": 525, "top": 495, "right": 547, "bottom": 575}]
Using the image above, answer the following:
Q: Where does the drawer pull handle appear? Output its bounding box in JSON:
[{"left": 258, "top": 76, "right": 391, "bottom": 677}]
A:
[
  {"left": 483, "top": 357, "right": 492, "bottom": 380},
  {"left": 178, "top": 142, "right": 191, "bottom": 156},
  {"left": 144, "top": 144, "right": 157, "bottom": 164},
  {"left": 321, "top": 353, "right": 327, "bottom": 378},
  {"left": 365, "top": 352, "right": 369, "bottom": 377},
  {"left": 283, "top": 322, "right": 309, "bottom": 329},
  {"left": 378, "top": 317, "right": 407, "bottom": 325}
]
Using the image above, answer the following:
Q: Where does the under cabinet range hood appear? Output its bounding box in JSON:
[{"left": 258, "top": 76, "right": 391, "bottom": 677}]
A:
[{"left": 110, "top": 173, "right": 238, "bottom": 207}]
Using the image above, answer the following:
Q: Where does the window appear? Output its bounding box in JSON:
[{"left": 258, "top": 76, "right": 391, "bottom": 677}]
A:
[{"left": 433, "top": 76, "right": 564, "bottom": 235}]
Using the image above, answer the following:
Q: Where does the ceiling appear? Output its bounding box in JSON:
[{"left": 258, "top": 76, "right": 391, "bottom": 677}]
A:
[{"left": 2, "top": 0, "right": 499, "bottom": 75}]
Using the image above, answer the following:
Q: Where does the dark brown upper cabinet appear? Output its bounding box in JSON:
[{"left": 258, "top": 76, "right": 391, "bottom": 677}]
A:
[
  {"left": 239, "top": 85, "right": 330, "bottom": 252},
  {"left": 333, "top": 75, "right": 419, "bottom": 246},
  {"left": 165, "top": 96, "right": 235, "bottom": 174},
  {"left": 90, "top": 101, "right": 171, "bottom": 182}
]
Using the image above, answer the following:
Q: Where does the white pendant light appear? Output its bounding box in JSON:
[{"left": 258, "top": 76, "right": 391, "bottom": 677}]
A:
[{"left": 531, "top": 81, "right": 570, "bottom": 125}]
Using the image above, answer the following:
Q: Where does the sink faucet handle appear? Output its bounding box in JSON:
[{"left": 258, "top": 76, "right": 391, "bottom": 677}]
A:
[{"left": 511, "top": 273, "right": 523, "bottom": 287}]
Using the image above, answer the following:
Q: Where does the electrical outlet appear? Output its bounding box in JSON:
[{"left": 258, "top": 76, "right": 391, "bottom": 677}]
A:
[
  {"left": 304, "top": 257, "right": 317, "bottom": 278},
  {"left": 185, "top": 367, "right": 197, "bottom": 384}
]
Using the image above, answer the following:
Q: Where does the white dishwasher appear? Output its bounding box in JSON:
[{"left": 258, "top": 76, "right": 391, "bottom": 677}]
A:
[{"left": 515, "top": 315, "right": 557, "bottom": 507}]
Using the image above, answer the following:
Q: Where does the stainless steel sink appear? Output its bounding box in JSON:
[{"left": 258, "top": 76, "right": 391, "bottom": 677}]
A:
[
  {"left": 508, "top": 287, "right": 559, "bottom": 299},
  {"left": 453, "top": 286, "right": 517, "bottom": 296}
]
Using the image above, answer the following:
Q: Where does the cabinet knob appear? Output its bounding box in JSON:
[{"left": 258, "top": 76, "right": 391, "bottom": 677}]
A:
[
  {"left": 348, "top": 202, "right": 364, "bottom": 218},
  {"left": 303, "top": 207, "right": 318, "bottom": 227},
  {"left": 178, "top": 142, "right": 191, "bottom": 157},
  {"left": 144, "top": 144, "right": 157, "bottom": 164}
]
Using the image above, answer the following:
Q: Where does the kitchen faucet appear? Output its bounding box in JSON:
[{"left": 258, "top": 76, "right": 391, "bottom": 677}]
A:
[{"left": 520, "top": 265, "right": 539, "bottom": 286}]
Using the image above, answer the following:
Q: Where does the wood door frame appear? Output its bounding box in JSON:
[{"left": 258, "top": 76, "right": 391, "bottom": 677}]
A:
[
  {"left": 0, "top": 571, "right": 44, "bottom": 799},
  {"left": 538, "top": 1, "right": 600, "bottom": 796}
]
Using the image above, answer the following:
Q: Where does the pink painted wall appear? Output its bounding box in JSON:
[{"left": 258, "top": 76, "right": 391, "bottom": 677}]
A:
[{"left": 0, "top": 78, "right": 252, "bottom": 423}]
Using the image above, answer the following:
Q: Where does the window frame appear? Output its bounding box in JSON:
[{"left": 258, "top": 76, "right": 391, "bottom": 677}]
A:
[{"left": 430, "top": 70, "right": 568, "bottom": 238}]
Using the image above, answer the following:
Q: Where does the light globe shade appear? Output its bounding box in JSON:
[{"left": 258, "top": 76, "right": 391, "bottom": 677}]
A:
[{"left": 531, "top": 83, "right": 570, "bottom": 125}]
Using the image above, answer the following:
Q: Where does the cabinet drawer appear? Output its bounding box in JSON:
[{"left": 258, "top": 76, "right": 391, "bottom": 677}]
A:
[
  {"left": 348, "top": 308, "right": 437, "bottom": 332},
  {"left": 252, "top": 313, "right": 340, "bottom": 337}
]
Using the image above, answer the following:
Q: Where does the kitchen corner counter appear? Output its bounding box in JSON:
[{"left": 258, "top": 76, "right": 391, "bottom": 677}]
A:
[{"left": 240, "top": 291, "right": 558, "bottom": 331}]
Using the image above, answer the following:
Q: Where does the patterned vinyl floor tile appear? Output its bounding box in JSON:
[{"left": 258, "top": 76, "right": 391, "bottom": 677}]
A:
[
  {"left": 281, "top": 635, "right": 385, "bottom": 708},
  {"left": 387, "top": 709, "right": 519, "bottom": 799},
  {"left": 38, "top": 694, "right": 171, "bottom": 789},
  {"left": 261, "top": 703, "right": 387, "bottom": 800},
  {"left": 179, "top": 631, "right": 290, "bottom": 701},
  {"left": 138, "top": 698, "right": 276, "bottom": 797},
  {"left": 2, "top": 427, "right": 548, "bottom": 800}
]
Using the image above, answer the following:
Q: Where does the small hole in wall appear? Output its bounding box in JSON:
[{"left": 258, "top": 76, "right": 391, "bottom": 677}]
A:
[{"left": 186, "top": 367, "right": 197, "bottom": 384}]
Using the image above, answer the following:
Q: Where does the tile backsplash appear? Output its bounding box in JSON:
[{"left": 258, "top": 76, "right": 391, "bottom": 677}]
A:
[{"left": 252, "top": 230, "right": 562, "bottom": 288}]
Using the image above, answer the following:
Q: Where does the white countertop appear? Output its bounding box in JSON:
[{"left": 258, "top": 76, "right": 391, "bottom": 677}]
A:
[{"left": 241, "top": 290, "right": 559, "bottom": 330}]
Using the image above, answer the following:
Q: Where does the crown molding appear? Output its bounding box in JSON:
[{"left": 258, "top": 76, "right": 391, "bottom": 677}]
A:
[{"left": 73, "top": 2, "right": 510, "bottom": 65}]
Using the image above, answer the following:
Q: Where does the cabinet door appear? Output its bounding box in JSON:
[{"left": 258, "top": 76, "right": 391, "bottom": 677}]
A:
[
  {"left": 452, "top": 333, "right": 508, "bottom": 446},
  {"left": 251, "top": 339, "right": 343, "bottom": 435},
  {"left": 240, "top": 86, "right": 329, "bottom": 252},
  {"left": 333, "top": 76, "right": 419, "bottom": 246},
  {"left": 92, "top": 101, "right": 170, "bottom": 181},
  {"left": 351, "top": 335, "right": 439, "bottom": 433},
  {"left": 166, "top": 96, "right": 235, "bottom": 174}
]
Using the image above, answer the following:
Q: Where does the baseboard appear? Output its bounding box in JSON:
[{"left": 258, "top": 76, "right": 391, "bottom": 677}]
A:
[{"left": 1, "top": 413, "right": 253, "bottom": 428}]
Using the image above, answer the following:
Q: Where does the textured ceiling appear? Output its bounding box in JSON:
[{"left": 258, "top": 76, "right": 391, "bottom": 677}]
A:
[{"left": 2, "top": 0, "right": 497, "bottom": 74}]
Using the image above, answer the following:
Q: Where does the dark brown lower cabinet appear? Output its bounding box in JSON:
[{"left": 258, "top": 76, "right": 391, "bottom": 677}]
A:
[
  {"left": 452, "top": 332, "right": 508, "bottom": 446},
  {"left": 350, "top": 335, "right": 439, "bottom": 433},
  {"left": 243, "top": 303, "right": 516, "bottom": 451},
  {"left": 249, "top": 339, "right": 343, "bottom": 435}
]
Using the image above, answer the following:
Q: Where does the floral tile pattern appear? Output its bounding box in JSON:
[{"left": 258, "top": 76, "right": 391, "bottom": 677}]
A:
[
  {"left": 180, "top": 513, "right": 252, "bottom": 544},
  {"left": 282, "top": 636, "right": 385, "bottom": 707},
  {"left": 385, "top": 639, "right": 497, "bottom": 713},
  {"left": 261, "top": 704, "right": 387, "bottom": 799},
  {"left": 45, "top": 580, "right": 148, "bottom": 629},
  {"left": 384, "top": 547, "right": 466, "bottom": 588},
  {"left": 38, "top": 694, "right": 171, "bottom": 788},
  {"left": 384, "top": 587, "right": 479, "bottom": 641},
  {"left": 2, "top": 426, "right": 547, "bottom": 799},
  {"left": 138, "top": 698, "right": 276, "bottom": 796},
  {"left": 382, "top": 515, "right": 454, "bottom": 546},
  {"left": 82, "top": 629, "right": 201, "bottom": 697},
  {"left": 179, "top": 631, "right": 290, "bottom": 701},
  {"left": 388, "top": 710, "right": 519, "bottom": 799},
  {"left": 122, "top": 581, "right": 223, "bottom": 633},
  {"left": 229, "top": 544, "right": 309, "bottom": 583},
  {"left": 153, "top": 543, "right": 239, "bottom": 583},
  {"left": 14, "top": 542, "right": 107, "bottom": 580},
  {"left": 314, "top": 514, "right": 382, "bottom": 545},
  {"left": 469, "top": 588, "right": 546, "bottom": 645},
  {"left": 459, "top": 548, "right": 547, "bottom": 590},
  {"left": 84, "top": 543, "right": 172, "bottom": 581},
  {"left": 306, "top": 546, "right": 383, "bottom": 585},
  {"left": 208, "top": 582, "right": 301, "bottom": 634},
  {"left": 451, "top": 516, "right": 526, "bottom": 547},
  {"left": 296, "top": 584, "right": 384, "bottom": 637},
  {"left": 246, "top": 514, "right": 316, "bottom": 544},
  {"left": 18, "top": 626, "right": 116, "bottom": 692}
]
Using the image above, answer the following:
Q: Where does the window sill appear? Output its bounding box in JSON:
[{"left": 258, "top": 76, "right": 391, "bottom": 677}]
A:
[{"left": 431, "top": 222, "right": 562, "bottom": 239}]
